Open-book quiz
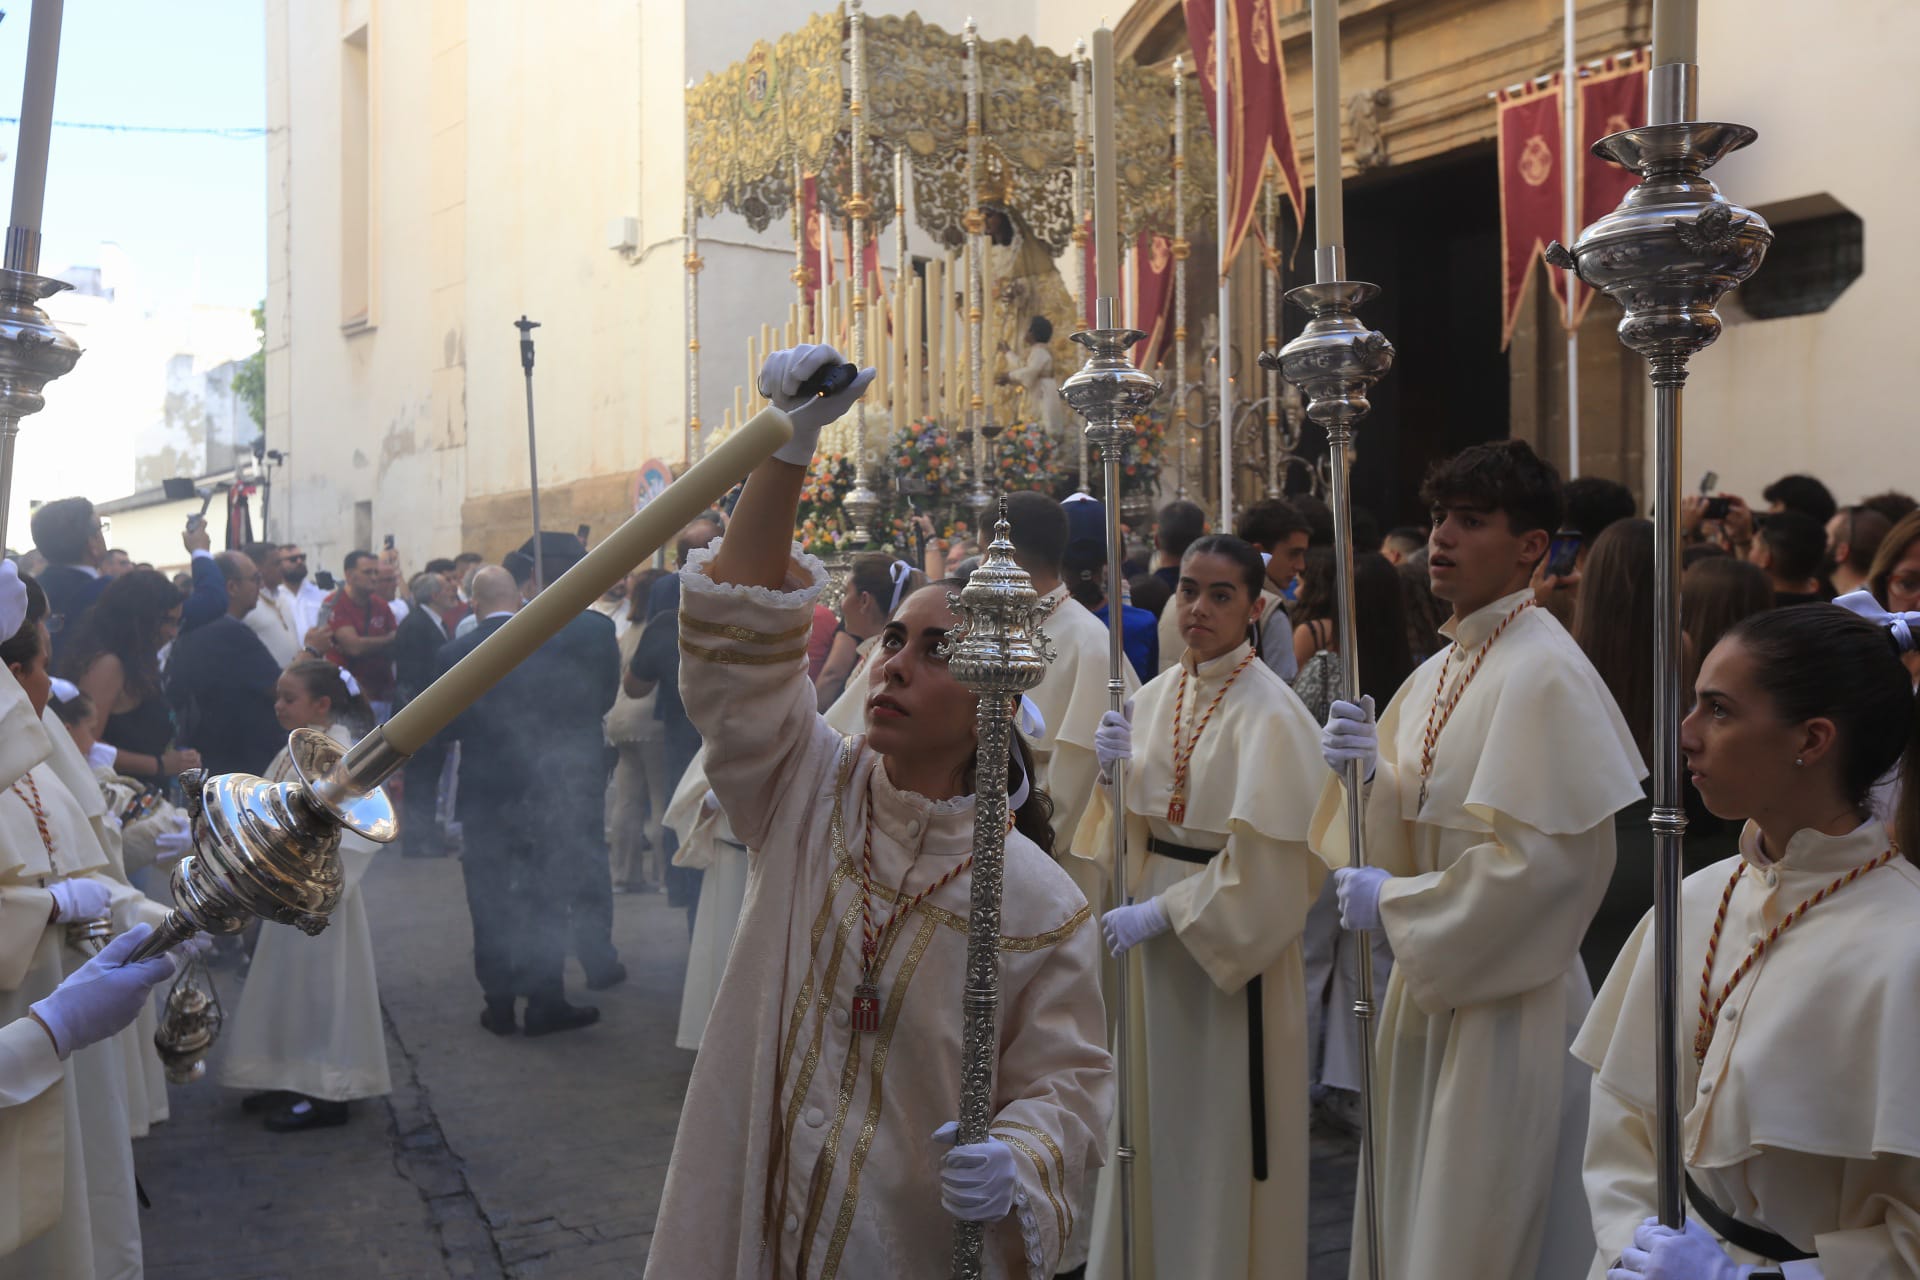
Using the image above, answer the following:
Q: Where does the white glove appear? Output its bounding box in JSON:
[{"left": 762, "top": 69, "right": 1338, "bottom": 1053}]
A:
[
  {"left": 1322, "top": 696, "right": 1379, "bottom": 782},
  {"left": 0, "top": 559, "right": 25, "bottom": 641},
  {"left": 48, "top": 878, "right": 114, "bottom": 924},
  {"left": 758, "top": 343, "right": 877, "bottom": 466},
  {"left": 1101, "top": 897, "right": 1171, "bottom": 957},
  {"left": 86, "top": 741, "right": 118, "bottom": 771},
  {"left": 1332, "top": 866, "right": 1390, "bottom": 932},
  {"left": 932, "top": 1122, "right": 1019, "bottom": 1222},
  {"left": 1608, "top": 1217, "right": 1762, "bottom": 1280},
  {"left": 1094, "top": 701, "right": 1133, "bottom": 784},
  {"left": 29, "top": 923, "right": 177, "bottom": 1058},
  {"left": 153, "top": 814, "right": 194, "bottom": 864}
]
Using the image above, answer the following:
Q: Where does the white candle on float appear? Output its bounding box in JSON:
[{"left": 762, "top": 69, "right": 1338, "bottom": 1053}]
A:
[
  {"left": 1090, "top": 25, "right": 1121, "bottom": 302},
  {"left": 1310, "top": 0, "right": 1345, "bottom": 266},
  {"left": 10, "top": 0, "right": 64, "bottom": 239},
  {"left": 1651, "top": 0, "right": 1698, "bottom": 65}
]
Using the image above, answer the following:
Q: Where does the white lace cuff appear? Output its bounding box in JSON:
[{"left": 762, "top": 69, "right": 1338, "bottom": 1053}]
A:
[
  {"left": 679, "top": 537, "right": 827, "bottom": 611},
  {"left": 1008, "top": 1183, "right": 1048, "bottom": 1280}
]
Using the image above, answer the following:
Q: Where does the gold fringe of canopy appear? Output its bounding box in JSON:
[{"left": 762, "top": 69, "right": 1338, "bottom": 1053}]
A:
[{"left": 685, "top": 7, "right": 1216, "bottom": 252}]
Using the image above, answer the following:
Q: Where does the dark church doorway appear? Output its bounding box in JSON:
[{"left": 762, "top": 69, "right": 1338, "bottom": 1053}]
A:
[{"left": 1284, "top": 143, "right": 1508, "bottom": 529}]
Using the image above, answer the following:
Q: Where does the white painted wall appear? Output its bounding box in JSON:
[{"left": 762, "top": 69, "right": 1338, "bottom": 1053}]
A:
[{"left": 1680, "top": 0, "right": 1919, "bottom": 509}]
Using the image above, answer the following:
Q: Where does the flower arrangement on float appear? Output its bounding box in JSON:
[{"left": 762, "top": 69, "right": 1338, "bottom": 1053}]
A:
[
  {"left": 887, "top": 419, "right": 966, "bottom": 500},
  {"left": 990, "top": 420, "right": 1057, "bottom": 493}
]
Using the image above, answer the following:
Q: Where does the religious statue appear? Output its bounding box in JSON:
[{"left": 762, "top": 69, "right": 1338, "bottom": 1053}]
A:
[{"left": 982, "top": 204, "right": 1079, "bottom": 442}]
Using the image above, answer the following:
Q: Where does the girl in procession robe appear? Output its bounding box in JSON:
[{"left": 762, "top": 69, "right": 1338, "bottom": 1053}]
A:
[
  {"left": 216, "top": 659, "right": 391, "bottom": 1131},
  {"left": 1580, "top": 602, "right": 1920, "bottom": 1278},
  {"left": 1074, "top": 534, "right": 1328, "bottom": 1280},
  {"left": 1310, "top": 441, "right": 1646, "bottom": 1280},
  {"left": 643, "top": 344, "right": 1111, "bottom": 1280},
  {"left": 671, "top": 557, "right": 927, "bottom": 1051}
]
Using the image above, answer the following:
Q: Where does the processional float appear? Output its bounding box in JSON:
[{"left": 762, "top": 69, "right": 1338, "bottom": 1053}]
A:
[{"left": 1545, "top": 4, "right": 1770, "bottom": 1230}]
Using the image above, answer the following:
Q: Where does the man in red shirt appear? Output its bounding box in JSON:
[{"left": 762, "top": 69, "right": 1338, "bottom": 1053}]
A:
[{"left": 320, "top": 549, "right": 399, "bottom": 717}]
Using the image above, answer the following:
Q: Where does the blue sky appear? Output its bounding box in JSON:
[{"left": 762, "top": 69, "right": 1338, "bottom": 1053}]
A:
[{"left": 0, "top": 0, "right": 265, "bottom": 309}]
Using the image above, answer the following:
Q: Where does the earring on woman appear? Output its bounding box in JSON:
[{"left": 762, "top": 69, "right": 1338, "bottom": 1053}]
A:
[{"left": 1794, "top": 757, "right": 1805, "bottom": 768}]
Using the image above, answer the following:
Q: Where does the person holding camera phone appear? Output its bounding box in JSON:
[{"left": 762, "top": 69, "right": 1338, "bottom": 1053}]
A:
[{"left": 1310, "top": 441, "right": 1646, "bottom": 1280}]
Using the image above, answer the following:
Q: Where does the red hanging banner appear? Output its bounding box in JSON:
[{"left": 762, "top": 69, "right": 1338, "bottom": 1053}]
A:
[
  {"left": 1183, "top": 0, "right": 1306, "bottom": 277},
  {"left": 1496, "top": 79, "right": 1565, "bottom": 349},
  {"left": 1134, "top": 231, "right": 1175, "bottom": 369},
  {"left": 800, "top": 175, "right": 825, "bottom": 313},
  {"left": 1574, "top": 51, "right": 1649, "bottom": 323}
]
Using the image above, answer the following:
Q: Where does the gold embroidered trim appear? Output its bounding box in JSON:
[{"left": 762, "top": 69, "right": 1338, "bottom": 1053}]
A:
[
  {"left": 835, "top": 850, "right": 1091, "bottom": 949},
  {"left": 766, "top": 743, "right": 859, "bottom": 1261},
  {"left": 680, "top": 612, "right": 813, "bottom": 645},
  {"left": 820, "top": 915, "right": 941, "bottom": 1279},
  {"left": 680, "top": 637, "right": 809, "bottom": 666},
  {"left": 992, "top": 1128, "right": 1068, "bottom": 1243},
  {"left": 801, "top": 909, "right": 928, "bottom": 1274},
  {"left": 991, "top": 1120, "right": 1071, "bottom": 1199}
]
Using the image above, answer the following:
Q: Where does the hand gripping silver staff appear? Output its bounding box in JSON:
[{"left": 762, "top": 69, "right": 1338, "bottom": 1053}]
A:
[
  {"left": 1545, "top": 56, "right": 1770, "bottom": 1230},
  {"left": 1259, "top": 256, "right": 1394, "bottom": 1280},
  {"left": 1059, "top": 296, "right": 1159, "bottom": 1279},
  {"left": 121, "top": 408, "right": 796, "bottom": 998},
  {"left": 942, "top": 501, "right": 1056, "bottom": 1280}
]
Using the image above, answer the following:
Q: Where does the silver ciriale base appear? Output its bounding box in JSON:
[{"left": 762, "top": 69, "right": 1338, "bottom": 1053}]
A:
[{"left": 0, "top": 264, "right": 84, "bottom": 550}]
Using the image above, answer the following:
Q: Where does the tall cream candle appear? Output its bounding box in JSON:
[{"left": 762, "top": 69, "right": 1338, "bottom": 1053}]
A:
[
  {"left": 734, "top": 385, "right": 745, "bottom": 431},
  {"left": 907, "top": 276, "right": 925, "bottom": 422},
  {"left": 10, "top": 0, "right": 63, "bottom": 237},
  {"left": 1311, "top": 0, "right": 1345, "bottom": 261},
  {"left": 1090, "top": 26, "right": 1121, "bottom": 301},
  {"left": 1651, "top": 0, "right": 1698, "bottom": 65},
  {"left": 925, "top": 257, "right": 944, "bottom": 419},
  {"left": 380, "top": 408, "right": 793, "bottom": 756},
  {"left": 747, "top": 335, "right": 761, "bottom": 412}
]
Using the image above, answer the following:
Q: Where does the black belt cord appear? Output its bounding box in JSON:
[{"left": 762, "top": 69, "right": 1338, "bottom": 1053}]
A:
[{"left": 1685, "top": 1174, "right": 1815, "bottom": 1262}]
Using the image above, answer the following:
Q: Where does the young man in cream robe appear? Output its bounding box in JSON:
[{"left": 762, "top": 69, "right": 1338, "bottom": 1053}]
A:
[
  {"left": 1075, "top": 535, "right": 1328, "bottom": 1280},
  {"left": 1312, "top": 441, "right": 1644, "bottom": 1280},
  {"left": 645, "top": 346, "right": 1110, "bottom": 1280}
]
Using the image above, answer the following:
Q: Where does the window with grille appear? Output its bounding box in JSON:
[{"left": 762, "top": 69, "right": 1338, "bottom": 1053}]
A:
[{"left": 1738, "top": 208, "right": 1862, "bottom": 320}]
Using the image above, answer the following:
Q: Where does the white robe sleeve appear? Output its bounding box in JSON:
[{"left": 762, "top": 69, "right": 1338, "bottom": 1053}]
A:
[
  {"left": 0, "top": 1016, "right": 60, "bottom": 1105},
  {"left": 0, "top": 670, "right": 50, "bottom": 792},
  {"left": 1581, "top": 1076, "right": 1661, "bottom": 1275},
  {"left": 0, "top": 889, "right": 53, "bottom": 992},
  {"left": 988, "top": 908, "right": 1112, "bottom": 1278},
  {"left": 1374, "top": 812, "right": 1612, "bottom": 1014},
  {"left": 677, "top": 542, "right": 839, "bottom": 856},
  {"left": 1162, "top": 824, "right": 1316, "bottom": 994}
]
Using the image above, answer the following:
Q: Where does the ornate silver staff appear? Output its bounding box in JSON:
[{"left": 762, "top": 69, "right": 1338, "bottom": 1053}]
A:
[
  {"left": 1545, "top": 52, "right": 1770, "bottom": 1231},
  {"left": 1256, "top": 9, "right": 1391, "bottom": 1277},
  {"left": 943, "top": 502, "right": 1055, "bottom": 1279},
  {"left": 0, "top": 0, "right": 83, "bottom": 551},
  {"left": 1261, "top": 272, "right": 1392, "bottom": 1280},
  {"left": 1060, "top": 299, "right": 1157, "bottom": 1275},
  {"left": 124, "top": 410, "right": 796, "bottom": 999}
]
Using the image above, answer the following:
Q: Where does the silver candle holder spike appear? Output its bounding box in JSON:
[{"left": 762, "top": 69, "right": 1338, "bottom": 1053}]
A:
[
  {"left": 1544, "top": 60, "right": 1771, "bottom": 1230},
  {"left": 940, "top": 501, "right": 1055, "bottom": 1279},
  {"left": 1060, "top": 295, "right": 1160, "bottom": 1278},
  {"left": 1258, "top": 252, "right": 1394, "bottom": 1280},
  {"left": 0, "top": 259, "right": 83, "bottom": 550}
]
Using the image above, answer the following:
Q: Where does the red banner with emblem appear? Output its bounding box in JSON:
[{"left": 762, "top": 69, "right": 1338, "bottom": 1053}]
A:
[
  {"left": 1496, "top": 79, "right": 1564, "bottom": 349},
  {"left": 1134, "top": 231, "right": 1175, "bottom": 368},
  {"left": 1573, "top": 51, "right": 1648, "bottom": 323},
  {"left": 1184, "top": 0, "right": 1306, "bottom": 277},
  {"left": 800, "top": 175, "right": 825, "bottom": 314}
]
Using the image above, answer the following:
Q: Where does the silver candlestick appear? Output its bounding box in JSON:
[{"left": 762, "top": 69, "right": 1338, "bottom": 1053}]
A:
[
  {"left": 1061, "top": 295, "right": 1159, "bottom": 1280},
  {"left": 942, "top": 501, "right": 1055, "bottom": 1279},
  {"left": 1545, "top": 58, "right": 1771, "bottom": 1230},
  {"left": 0, "top": 260, "right": 83, "bottom": 551},
  {"left": 1259, "top": 254, "right": 1394, "bottom": 1280}
]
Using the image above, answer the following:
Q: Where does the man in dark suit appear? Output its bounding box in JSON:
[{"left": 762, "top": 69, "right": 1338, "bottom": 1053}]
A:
[
  {"left": 393, "top": 569, "right": 457, "bottom": 858},
  {"left": 31, "top": 497, "right": 110, "bottom": 658},
  {"left": 503, "top": 532, "right": 624, "bottom": 995},
  {"left": 165, "top": 551, "right": 287, "bottom": 777}
]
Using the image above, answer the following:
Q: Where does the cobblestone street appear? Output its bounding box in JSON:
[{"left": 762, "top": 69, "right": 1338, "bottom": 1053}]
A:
[{"left": 134, "top": 852, "right": 1357, "bottom": 1278}]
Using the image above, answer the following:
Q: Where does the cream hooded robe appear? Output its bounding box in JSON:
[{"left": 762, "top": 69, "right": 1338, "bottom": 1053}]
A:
[
  {"left": 1576, "top": 819, "right": 1920, "bottom": 1277},
  {"left": 643, "top": 543, "right": 1112, "bottom": 1280},
  {"left": 1076, "top": 640, "right": 1328, "bottom": 1280},
  {"left": 1309, "top": 587, "right": 1645, "bottom": 1280}
]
